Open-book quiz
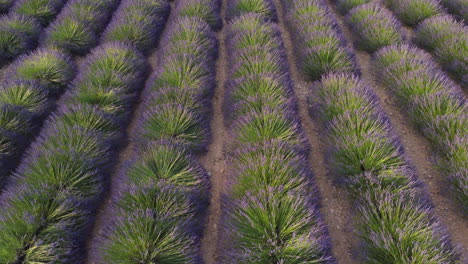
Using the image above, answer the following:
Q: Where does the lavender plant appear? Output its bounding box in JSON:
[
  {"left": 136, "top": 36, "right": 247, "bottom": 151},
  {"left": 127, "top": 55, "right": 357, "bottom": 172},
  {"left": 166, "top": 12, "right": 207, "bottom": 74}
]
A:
[
  {"left": 42, "top": 17, "right": 96, "bottom": 54},
  {"left": 336, "top": 0, "right": 373, "bottom": 14},
  {"left": 0, "top": 14, "right": 41, "bottom": 60},
  {"left": 102, "top": 7, "right": 215, "bottom": 263},
  {"left": 140, "top": 103, "right": 209, "bottom": 149},
  {"left": 286, "top": 0, "right": 356, "bottom": 80},
  {"left": 347, "top": 3, "right": 404, "bottom": 52},
  {"left": 386, "top": 0, "right": 442, "bottom": 26},
  {"left": 102, "top": 0, "right": 170, "bottom": 53},
  {"left": 228, "top": 190, "right": 331, "bottom": 264},
  {"left": 224, "top": 12, "right": 333, "bottom": 263},
  {"left": 414, "top": 15, "right": 468, "bottom": 87},
  {"left": 229, "top": 0, "right": 276, "bottom": 20},
  {"left": 7, "top": 48, "right": 75, "bottom": 95},
  {"left": 0, "top": 80, "right": 49, "bottom": 115},
  {"left": 176, "top": 0, "right": 222, "bottom": 30},
  {"left": 0, "top": 42, "right": 150, "bottom": 262},
  {"left": 11, "top": 0, "right": 67, "bottom": 26}
]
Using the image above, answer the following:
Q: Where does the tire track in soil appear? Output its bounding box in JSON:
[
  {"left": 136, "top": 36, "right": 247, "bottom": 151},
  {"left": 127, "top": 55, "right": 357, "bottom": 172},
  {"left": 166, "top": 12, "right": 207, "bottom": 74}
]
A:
[
  {"left": 325, "top": 0, "right": 468, "bottom": 261},
  {"left": 199, "top": 0, "right": 228, "bottom": 263},
  {"left": 84, "top": 3, "right": 177, "bottom": 263},
  {"left": 273, "top": 1, "right": 359, "bottom": 263}
]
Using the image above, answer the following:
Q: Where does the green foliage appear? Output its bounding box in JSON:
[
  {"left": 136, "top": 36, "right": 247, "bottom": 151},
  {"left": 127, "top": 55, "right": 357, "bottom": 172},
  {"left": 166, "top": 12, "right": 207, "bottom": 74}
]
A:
[
  {"left": 20, "top": 151, "right": 101, "bottom": 199},
  {"left": 0, "top": 81, "right": 48, "bottom": 113},
  {"left": 142, "top": 104, "right": 207, "bottom": 148},
  {"left": 231, "top": 0, "right": 274, "bottom": 19},
  {"left": 104, "top": 212, "right": 196, "bottom": 264},
  {"left": 388, "top": 0, "right": 441, "bottom": 26},
  {"left": 57, "top": 106, "right": 119, "bottom": 137},
  {"left": 230, "top": 190, "right": 329, "bottom": 264},
  {"left": 235, "top": 109, "right": 300, "bottom": 145},
  {"left": 0, "top": 106, "right": 31, "bottom": 134},
  {"left": 303, "top": 45, "right": 354, "bottom": 81},
  {"left": 44, "top": 17, "right": 96, "bottom": 54},
  {"left": 13, "top": 49, "right": 74, "bottom": 93},
  {"left": 357, "top": 191, "right": 457, "bottom": 264},
  {"left": 337, "top": 0, "right": 372, "bottom": 13},
  {"left": 128, "top": 143, "right": 204, "bottom": 190},
  {"left": 14, "top": 0, "right": 61, "bottom": 26},
  {"left": 347, "top": 3, "right": 403, "bottom": 52}
]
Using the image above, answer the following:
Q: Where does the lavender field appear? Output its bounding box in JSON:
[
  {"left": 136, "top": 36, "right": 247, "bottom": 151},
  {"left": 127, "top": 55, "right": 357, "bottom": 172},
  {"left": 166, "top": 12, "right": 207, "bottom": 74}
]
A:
[{"left": 0, "top": 0, "right": 466, "bottom": 263}]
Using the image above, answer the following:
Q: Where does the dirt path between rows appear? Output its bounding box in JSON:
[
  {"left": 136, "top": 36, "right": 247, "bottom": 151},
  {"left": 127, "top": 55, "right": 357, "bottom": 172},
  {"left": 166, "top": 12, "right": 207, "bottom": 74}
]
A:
[
  {"left": 273, "top": 1, "right": 359, "bottom": 263},
  {"left": 199, "top": 0, "right": 228, "bottom": 262},
  {"left": 326, "top": 1, "right": 468, "bottom": 261},
  {"left": 84, "top": 3, "right": 177, "bottom": 263}
]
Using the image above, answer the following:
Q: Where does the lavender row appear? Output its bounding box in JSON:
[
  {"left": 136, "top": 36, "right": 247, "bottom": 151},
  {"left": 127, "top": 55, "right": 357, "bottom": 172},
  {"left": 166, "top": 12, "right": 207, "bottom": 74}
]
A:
[
  {"left": 414, "top": 15, "right": 467, "bottom": 87},
  {"left": 0, "top": 0, "right": 172, "bottom": 261},
  {"left": 223, "top": 11, "right": 333, "bottom": 263},
  {"left": 0, "top": 48, "right": 75, "bottom": 182},
  {"left": 284, "top": 0, "right": 459, "bottom": 262},
  {"left": 0, "top": 0, "right": 67, "bottom": 60},
  {"left": 374, "top": 44, "right": 468, "bottom": 212},
  {"left": 100, "top": 4, "right": 219, "bottom": 262},
  {"left": 335, "top": 0, "right": 467, "bottom": 213},
  {"left": 316, "top": 72, "right": 458, "bottom": 263},
  {"left": 11, "top": 0, "right": 66, "bottom": 26},
  {"left": 0, "top": 0, "right": 122, "bottom": 185},
  {"left": 383, "top": 0, "right": 467, "bottom": 88},
  {"left": 101, "top": 0, "right": 170, "bottom": 54},
  {"left": 0, "top": 42, "right": 148, "bottom": 263},
  {"left": 228, "top": 0, "right": 277, "bottom": 20},
  {"left": 346, "top": 2, "right": 405, "bottom": 52},
  {"left": 283, "top": 0, "right": 357, "bottom": 80},
  {"left": 40, "top": 0, "right": 120, "bottom": 55},
  {"left": 175, "top": 0, "right": 222, "bottom": 30}
]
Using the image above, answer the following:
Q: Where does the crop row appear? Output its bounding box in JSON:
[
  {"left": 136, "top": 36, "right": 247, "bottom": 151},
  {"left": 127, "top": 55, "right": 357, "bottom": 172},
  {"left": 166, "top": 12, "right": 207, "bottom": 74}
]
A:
[
  {"left": 336, "top": 0, "right": 467, "bottom": 213},
  {"left": 0, "top": 0, "right": 67, "bottom": 60},
  {"left": 374, "top": 45, "right": 468, "bottom": 212},
  {"left": 0, "top": 0, "right": 171, "bottom": 262},
  {"left": 284, "top": 0, "right": 459, "bottom": 262},
  {"left": 0, "top": 49, "right": 75, "bottom": 180},
  {"left": 384, "top": 0, "right": 467, "bottom": 87},
  {"left": 101, "top": 0, "right": 220, "bottom": 261},
  {"left": 336, "top": 0, "right": 467, "bottom": 88},
  {"left": 414, "top": 14, "right": 467, "bottom": 87},
  {"left": 223, "top": 4, "right": 333, "bottom": 262},
  {"left": 284, "top": 0, "right": 357, "bottom": 80},
  {"left": 101, "top": 0, "right": 170, "bottom": 54},
  {"left": 41, "top": 0, "right": 119, "bottom": 55},
  {"left": 0, "top": 41, "right": 146, "bottom": 264},
  {"left": 0, "top": 0, "right": 121, "bottom": 185},
  {"left": 228, "top": 0, "right": 277, "bottom": 20}
]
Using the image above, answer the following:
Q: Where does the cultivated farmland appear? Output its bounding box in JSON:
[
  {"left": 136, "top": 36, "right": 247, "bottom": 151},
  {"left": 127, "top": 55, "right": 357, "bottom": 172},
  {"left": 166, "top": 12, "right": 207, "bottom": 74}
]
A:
[{"left": 0, "top": 0, "right": 466, "bottom": 263}]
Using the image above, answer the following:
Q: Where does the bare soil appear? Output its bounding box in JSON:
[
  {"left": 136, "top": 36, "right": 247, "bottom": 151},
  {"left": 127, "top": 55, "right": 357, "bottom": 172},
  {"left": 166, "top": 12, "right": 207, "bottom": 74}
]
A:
[
  {"left": 326, "top": 0, "right": 468, "bottom": 261},
  {"left": 273, "top": 1, "right": 360, "bottom": 263},
  {"left": 199, "top": 0, "right": 229, "bottom": 262}
]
